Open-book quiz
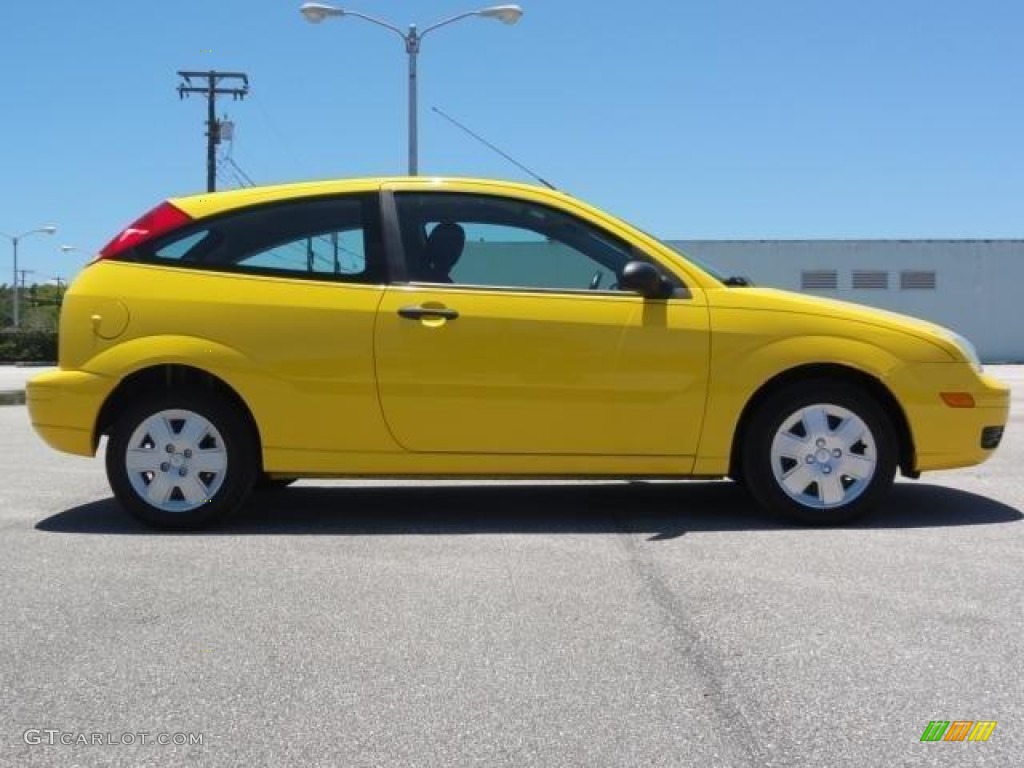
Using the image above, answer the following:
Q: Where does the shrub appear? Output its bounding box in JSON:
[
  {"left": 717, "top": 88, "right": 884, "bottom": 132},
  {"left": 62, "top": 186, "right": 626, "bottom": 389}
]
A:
[{"left": 0, "top": 329, "right": 59, "bottom": 363}]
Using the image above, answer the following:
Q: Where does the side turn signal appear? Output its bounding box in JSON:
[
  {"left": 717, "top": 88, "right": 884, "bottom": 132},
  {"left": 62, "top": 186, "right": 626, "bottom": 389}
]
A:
[{"left": 940, "top": 392, "right": 976, "bottom": 408}]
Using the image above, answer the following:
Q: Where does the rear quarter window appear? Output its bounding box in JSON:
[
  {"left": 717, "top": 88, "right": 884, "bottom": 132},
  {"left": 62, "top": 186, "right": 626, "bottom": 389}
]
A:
[{"left": 134, "top": 195, "right": 384, "bottom": 283}]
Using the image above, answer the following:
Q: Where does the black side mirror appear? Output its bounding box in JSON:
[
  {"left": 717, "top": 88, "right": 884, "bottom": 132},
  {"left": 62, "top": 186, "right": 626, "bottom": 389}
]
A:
[{"left": 620, "top": 260, "right": 669, "bottom": 298}]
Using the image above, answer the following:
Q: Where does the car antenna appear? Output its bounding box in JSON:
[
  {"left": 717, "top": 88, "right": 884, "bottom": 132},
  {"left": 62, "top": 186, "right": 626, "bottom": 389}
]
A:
[{"left": 431, "top": 106, "right": 558, "bottom": 191}]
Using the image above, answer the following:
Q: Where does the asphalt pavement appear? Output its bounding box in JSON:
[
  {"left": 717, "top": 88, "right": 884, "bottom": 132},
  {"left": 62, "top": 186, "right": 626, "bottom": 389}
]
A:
[{"left": 1, "top": 368, "right": 1021, "bottom": 767}]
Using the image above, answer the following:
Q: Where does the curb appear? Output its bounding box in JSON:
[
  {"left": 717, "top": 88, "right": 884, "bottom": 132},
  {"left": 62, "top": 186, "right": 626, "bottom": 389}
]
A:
[{"left": 0, "top": 391, "right": 26, "bottom": 406}]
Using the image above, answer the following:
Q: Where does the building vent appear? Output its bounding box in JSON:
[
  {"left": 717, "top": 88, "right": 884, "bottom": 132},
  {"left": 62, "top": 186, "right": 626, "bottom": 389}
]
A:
[
  {"left": 801, "top": 270, "right": 838, "bottom": 291},
  {"left": 852, "top": 270, "right": 889, "bottom": 289},
  {"left": 900, "top": 270, "right": 937, "bottom": 290}
]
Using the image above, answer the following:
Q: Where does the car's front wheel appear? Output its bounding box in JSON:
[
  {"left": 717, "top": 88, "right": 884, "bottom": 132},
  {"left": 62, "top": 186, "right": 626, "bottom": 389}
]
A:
[
  {"left": 105, "top": 392, "right": 257, "bottom": 529},
  {"left": 740, "top": 380, "right": 898, "bottom": 524}
]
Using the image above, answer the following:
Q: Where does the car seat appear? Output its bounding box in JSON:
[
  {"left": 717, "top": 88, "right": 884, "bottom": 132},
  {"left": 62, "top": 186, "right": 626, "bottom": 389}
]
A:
[{"left": 423, "top": 221, "right": 465, "bottom": 283}]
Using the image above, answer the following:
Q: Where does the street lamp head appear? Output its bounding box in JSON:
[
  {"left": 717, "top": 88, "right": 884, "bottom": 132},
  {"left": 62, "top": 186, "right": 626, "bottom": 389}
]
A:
[
  {"left": 300, "top": 2, "right": 344, "bottom": 23},
  {"left": 478, "top": 4, "right": 523, "bottom": 24},
  {"left": 60, "top": 245, "right": 78, "bottom": 254},
  {"left": 41, "top": 226, "right": 57, "bottom": 235}
]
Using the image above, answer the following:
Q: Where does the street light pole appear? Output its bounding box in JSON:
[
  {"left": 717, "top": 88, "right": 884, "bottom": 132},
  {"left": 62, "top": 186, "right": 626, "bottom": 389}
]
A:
[
  {"left": 299, "top": 3, "right": 523, "bottom": 175},
  {"left": 407, "top": 27, "right": 420, "bottom": 175},
  {"left": 1, "top": 226, "right": 57, "bottom": 328}
]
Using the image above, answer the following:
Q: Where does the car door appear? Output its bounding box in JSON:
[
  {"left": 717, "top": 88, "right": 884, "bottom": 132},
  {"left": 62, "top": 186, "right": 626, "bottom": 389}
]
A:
[{"left": 373, "top": 184, "right": 711, "bottom": 457}]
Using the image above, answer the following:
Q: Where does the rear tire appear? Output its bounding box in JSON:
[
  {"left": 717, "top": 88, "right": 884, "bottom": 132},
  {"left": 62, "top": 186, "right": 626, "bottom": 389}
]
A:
[
  {"left": 740, "top": 380, "right": 897, "bottom": 525},
  {"left": 105, "top": 391, "right": 258, "bottom": 529}
]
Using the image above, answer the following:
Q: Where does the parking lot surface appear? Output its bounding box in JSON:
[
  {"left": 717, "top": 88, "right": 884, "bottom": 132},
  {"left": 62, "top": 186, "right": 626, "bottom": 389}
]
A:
[{"left": 1, "top": 367, "right": 1021, "bottom": 767}]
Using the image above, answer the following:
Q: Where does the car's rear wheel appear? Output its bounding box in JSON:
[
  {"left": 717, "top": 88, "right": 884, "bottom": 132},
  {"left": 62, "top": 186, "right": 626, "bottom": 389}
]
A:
[
  {"left": 740, "top": 380, "right": 897, "bottom": 524},
  {"left": 105, "top": 391, "right": 257, "bottom": 529}
]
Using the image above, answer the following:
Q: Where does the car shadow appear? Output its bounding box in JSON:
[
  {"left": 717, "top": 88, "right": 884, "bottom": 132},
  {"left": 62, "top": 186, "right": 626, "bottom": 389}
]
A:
[{"left": 35, "top": 480, "right": 1023, "bottom": 538}]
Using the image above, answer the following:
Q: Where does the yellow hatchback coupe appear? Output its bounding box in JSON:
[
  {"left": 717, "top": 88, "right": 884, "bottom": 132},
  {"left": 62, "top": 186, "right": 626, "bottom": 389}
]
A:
[{"left": 27, "top": 177, "right": 1009, "bottom": 528}]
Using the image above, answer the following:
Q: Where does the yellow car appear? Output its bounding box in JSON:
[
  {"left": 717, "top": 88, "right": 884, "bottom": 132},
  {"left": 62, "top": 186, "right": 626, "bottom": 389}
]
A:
[{"left": 27, "top": 177, "right": 1009, "bottom": 528}]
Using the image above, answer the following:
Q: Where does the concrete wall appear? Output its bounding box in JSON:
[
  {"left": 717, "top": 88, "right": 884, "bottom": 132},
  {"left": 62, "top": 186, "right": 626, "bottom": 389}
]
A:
[{"left": 669, "top": 240, "right": 1024, "bottom": 363}]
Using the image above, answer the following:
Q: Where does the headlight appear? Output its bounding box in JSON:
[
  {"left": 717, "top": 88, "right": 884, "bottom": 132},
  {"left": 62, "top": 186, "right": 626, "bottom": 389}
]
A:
[{"left": 946, "top": 331, "right": 982, "bottom": 372}]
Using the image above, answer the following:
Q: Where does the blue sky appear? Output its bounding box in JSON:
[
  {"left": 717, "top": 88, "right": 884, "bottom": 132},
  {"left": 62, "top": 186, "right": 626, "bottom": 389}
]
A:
[{"left": 2, "top": 0, "right": 1022, "bottom": 282}]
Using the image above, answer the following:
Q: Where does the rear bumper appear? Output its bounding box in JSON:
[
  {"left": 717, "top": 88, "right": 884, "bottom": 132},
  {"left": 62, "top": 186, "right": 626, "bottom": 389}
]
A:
[
  {"left": 896, "top": 367, "right": 1010, "bottom": 472},
  {"left": 26, "top": 369, "right": 114, "bottom": 456}
]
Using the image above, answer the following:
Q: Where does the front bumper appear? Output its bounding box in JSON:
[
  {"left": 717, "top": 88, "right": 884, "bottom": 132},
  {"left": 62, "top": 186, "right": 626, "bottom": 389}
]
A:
[
  {"left": 26, "top": 369, "right": 114, "bottom": 456},
  {"left": 894, "top": 365, "right": 1010, "bottom": 472}
]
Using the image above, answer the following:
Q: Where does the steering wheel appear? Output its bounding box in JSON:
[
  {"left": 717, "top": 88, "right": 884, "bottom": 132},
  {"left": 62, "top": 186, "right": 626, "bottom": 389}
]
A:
[{"left": 589, "top": 270, "right": 603, "bottom": 290}]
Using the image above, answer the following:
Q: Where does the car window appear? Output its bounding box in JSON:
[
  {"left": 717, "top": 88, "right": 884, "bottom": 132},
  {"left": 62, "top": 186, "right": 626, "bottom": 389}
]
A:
[
  {"left": 139, "top": 195, "right": 382, "bottom": 282},
  {"left": 238, "top": 229, "right": 365, "bottom": 275},
  {"left": 156, "top": 230, "right": 209, "bottom": 261},
  {"left": 395, "top": 192, "right": 636, "bottom": 292}
]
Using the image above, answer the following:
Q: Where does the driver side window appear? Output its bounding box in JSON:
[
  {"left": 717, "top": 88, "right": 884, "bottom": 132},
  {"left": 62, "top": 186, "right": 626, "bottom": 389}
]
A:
[{"left": 395, "top": 193, "right": 634, "bottom": 292}]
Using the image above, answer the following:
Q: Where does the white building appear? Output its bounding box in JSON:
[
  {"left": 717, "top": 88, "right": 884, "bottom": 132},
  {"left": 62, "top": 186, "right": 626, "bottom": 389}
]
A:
[{"left": 670, "top": 240, "right": 1023, "bottom": 363}]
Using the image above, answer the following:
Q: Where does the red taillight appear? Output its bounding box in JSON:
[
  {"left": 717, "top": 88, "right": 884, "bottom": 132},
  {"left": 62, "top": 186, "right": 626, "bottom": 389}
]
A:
[{"left": 98, "top": 201, "right": 193, "bottom": 260}]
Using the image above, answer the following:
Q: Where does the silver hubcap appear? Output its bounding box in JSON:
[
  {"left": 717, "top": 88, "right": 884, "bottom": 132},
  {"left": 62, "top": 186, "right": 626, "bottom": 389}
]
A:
[
  {"left": 124, "top": 409, "right": 228, "bottom": 513},
  {"left": 770, "top": 403, "right": 877, "bottom": 509}
]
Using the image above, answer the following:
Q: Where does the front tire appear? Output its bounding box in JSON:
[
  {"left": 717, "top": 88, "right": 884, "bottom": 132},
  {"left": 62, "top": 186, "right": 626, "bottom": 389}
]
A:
[
  {"left": 105, "top": 391, "right": 258, "bottom": 529},
  {"left": 740, "top": 380, "right": 897, "bottom": 525}
]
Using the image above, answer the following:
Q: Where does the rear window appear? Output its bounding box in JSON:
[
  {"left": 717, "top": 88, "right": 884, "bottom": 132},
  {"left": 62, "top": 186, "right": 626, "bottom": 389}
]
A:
[{"left": 132, "top": 195, "right": 384, "bottom": 283}]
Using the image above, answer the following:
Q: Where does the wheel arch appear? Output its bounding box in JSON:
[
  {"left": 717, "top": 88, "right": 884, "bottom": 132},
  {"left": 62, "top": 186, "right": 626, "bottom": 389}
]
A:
[
  {"left": 95, "top": 364, "right": 263, "bottom": 464},
  {"left": 728, "top": 363, "right": 916, "bottom": 479}
]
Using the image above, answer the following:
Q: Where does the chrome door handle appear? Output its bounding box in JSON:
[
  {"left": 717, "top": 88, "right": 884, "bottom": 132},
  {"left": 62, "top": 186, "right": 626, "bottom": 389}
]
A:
[{"left": 397, "top": 306, "right": 459, "bottom": 321}]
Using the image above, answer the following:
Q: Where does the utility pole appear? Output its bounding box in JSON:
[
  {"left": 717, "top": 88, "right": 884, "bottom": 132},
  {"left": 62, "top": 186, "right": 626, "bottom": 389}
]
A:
[
  {"left": 53, "top": 276, "right": 66, "bottom": 307},
  {"left": 16, "top": 269, "right": 35, "bottom": 316},
  {"left": 176, "top": 71, "right": 249, "bottom": 192}
]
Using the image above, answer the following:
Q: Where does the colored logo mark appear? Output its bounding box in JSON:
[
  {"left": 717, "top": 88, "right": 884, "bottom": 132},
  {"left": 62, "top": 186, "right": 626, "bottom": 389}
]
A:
[{"left": 920, "top": 720, "right": 996, "bottom": 742}]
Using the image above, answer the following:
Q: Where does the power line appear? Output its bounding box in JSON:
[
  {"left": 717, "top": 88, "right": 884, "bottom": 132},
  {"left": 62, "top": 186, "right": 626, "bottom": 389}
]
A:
[
  {"left": 249, "top": 91, "right": 305, "bottom": 169},
  {"left": 222, "top": 155, "right": 257, "bottom": 187}
]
